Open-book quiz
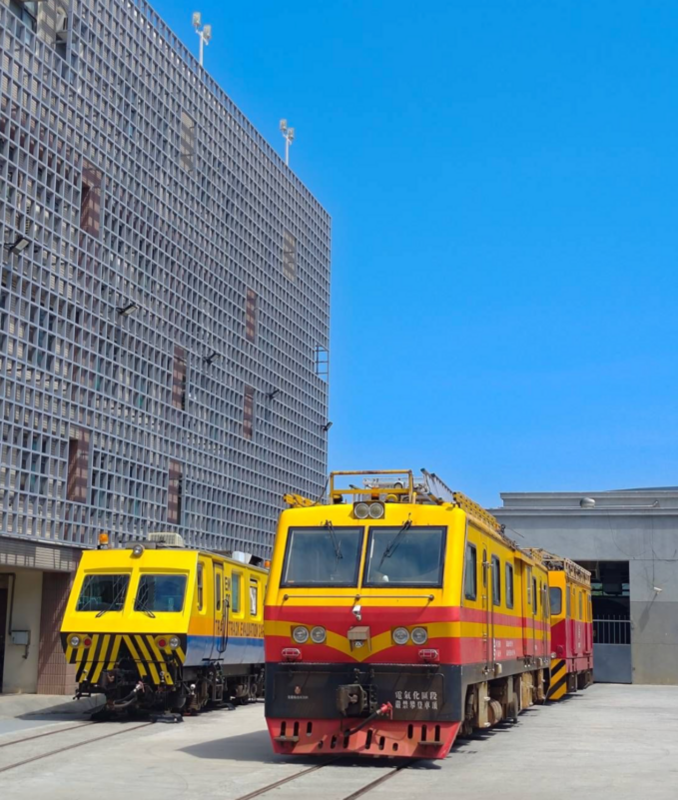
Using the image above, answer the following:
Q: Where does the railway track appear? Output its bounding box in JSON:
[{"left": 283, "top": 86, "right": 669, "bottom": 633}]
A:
[
  {"left": 234, "top": 758, "right": 416, "bottom": 800},
  {"left": 0, "top": 720, "right": 153, "bottom": 775},
  {"left": 0, "top": 720, "right": 96, "bottom": 750},
  {"left": 0, "top": 718, "right": 418, "bottom": 798}
]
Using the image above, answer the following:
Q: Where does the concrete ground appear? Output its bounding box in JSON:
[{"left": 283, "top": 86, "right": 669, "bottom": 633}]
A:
[
  {"left": 0, "top": 693, "right": 100, "bottom": 736},
  {"left": 0, "top": 685, "right": 676, "bottom": 800}
]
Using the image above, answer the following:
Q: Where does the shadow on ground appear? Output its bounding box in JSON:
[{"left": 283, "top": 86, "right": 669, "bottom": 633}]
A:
[
  {"left": 180, "top": 728, "right": 442, "bottom": 771},
  {"left": 16, "top": 697, "right": 103, "bottom": 721},
  {"left": 13, "top": 697, "right": 259, "bottom": 722}
]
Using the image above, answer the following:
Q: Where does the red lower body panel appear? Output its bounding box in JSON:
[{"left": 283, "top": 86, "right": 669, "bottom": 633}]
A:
[{"left": 267, "top": 717, "right": 460, "bottom": 759}]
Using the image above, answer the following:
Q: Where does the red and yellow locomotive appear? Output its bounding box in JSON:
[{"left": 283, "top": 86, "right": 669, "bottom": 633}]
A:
[
  {"left": 264, "top": 470, "right": 557, "bottom": 759},
  {"left": 528, "top": 549, "right": 594, "bottom": 699}
]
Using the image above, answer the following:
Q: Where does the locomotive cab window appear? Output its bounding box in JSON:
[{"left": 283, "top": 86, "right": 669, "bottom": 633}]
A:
[
  {"left": 135, "top": 574, "right": 187, "bottom": 613},
  {"left": 505, "top": 563, "right": 514, "bottom": 609},
  {"left": 249, "top": 579, "right": 259, "bottom": 618},
  {"left": 215, "top": 573, "right": 222, "bottom": 612},
  {"left": 464, "top": 543, "right": 477, "bottom": 601},
  {"left": 491, "top": 555, "right": 501, "bottom": 605},
  {"left": 579, "top": 591, "right": 583, "bottom": 620},
  {"left": 364, "top": 526, "right": 446, "bottom": 587},
  {"left": 197, "top": 562, "right": 204, "bottom": 611},
  {"left": 282, "top": 526, "right": 364, "bottom": 588},
  {"left": 550, "top": 587, "right": 562, "bottom": 615},
  {"left": 231, "top": 572, "right": 242, "bottom": 614},
  {"left": 76, "top": 574, "right": 130, "bottom": 612},
  {"left": 532, "top": 577, "right": 538, "bottom": 614}
]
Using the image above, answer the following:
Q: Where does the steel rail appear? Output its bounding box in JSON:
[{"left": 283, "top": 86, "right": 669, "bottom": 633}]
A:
[
  {"left": 232, "top": 757, "right": 417, "bottom": 800},
  {"left": 0, "top": 721, "right": 153, "bottom": 774},
  {"left": 341, "top": 761, "right": 415, "bottom": 799},
  {"left": 233, "top": 761, "right": 335, "bottom": 800},
  {"left": 0, "top": 721, "right": 95, "bottom": 749}
]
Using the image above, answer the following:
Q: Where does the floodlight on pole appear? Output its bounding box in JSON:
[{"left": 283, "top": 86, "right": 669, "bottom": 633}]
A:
[
  {"left": 3, "top": 235, "right": 30, "bottom": 254},
  {"left": 192, "top": 11, "right": 211, "bottom": 67},
  {"left": 280, "top": 119, "right": 295, "bottom": 167},
  {"left": 117, "top": 301, "right": 140, "bottom": 317},
  {"left": 203, "top": 351, "right": 221, "bottom": 366}
]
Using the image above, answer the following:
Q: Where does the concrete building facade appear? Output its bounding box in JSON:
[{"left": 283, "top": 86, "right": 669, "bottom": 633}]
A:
[
  {"left": 0, "top": 0, "right": 331, "bottom": 692},
  {"left": 493, "top": 489, "right": 678, "bottom": 686}
]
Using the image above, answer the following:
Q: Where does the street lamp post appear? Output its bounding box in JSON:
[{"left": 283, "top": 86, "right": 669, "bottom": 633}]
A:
[
  {"left": 279, "top": 119, "right": 295, "bottom": 166},
  {"left": 192, "top": 12, "right": 212, "bottom": 67}
]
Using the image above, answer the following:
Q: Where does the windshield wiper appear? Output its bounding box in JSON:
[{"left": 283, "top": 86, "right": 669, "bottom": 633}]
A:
[
  {"left": 378, "top": 520, "right": 412, "bottom": 568},
  {"left": 325, "top": 520, "right": 343, "bottom": 560},
  {"left": 95, "top": 582, "right": 128, "bottom": 617},
  {"left": 135, "top": 595, "right": 156, "bottom": 618}
]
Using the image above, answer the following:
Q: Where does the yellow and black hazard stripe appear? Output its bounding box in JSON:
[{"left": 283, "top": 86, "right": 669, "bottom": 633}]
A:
[
  {"left": 64, "top": 634, "right": 185, "bottom": 687},
  {"left": 547, "top": 658, "right": 569, "bottom": 700}
]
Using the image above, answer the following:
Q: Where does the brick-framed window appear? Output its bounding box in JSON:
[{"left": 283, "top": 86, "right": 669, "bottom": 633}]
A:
[
  {"left": 168, "top": 460, "right": 183, "bottom": 524},
  {"left": 172, "top": 345, "right": 187, "bottom": 410},
  {"left": 282, "top": 230, "right": 296, "bottom": 281},
  {"left": 80, "top": 161, "right": 102, "bottom": 237},
  {"left": 67, "top": 428, "right": 90, "bottom": 503},
  {"left": 243, "top": 386, "right": 254, "bottom": 440},
  {"left": 245, "top": 289, "right": 257, "bottom": 344}
]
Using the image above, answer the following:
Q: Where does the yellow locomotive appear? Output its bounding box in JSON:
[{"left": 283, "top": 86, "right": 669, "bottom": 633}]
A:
[{"left": 61, "top": 532, "right": 267, "bottom": 717}]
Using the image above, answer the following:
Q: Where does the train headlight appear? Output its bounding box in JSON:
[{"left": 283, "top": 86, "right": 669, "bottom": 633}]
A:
[
  {"left": 392, "top": 627, "right": 410, "bottom": 645},
  {"left": 169, "top": 636, "right": 181, "bottom": 649},
  {"left": 292, "top": 626, "right": 309, "bottom": 644},
  {"left": 132, "top": 544, "right": 144, "bottom": 557},
  {"left": 310, "top": 626, "right": 326, "bottom": 644},
  {"left": 354, "top": 502, "right": 370, "bottom": 519},
  {"left": 69, "top": 635, "right": 81, "bottom": 647},
  {"left": 368, "top": 502, "right": 385, "bottom": 519},
  {"left": 411, "top": 627, "right": 428, "bottom": 645}
]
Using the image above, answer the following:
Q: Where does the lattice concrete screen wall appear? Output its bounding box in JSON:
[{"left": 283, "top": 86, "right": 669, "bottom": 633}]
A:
[{"left": 0, "top": 0, "right": 331, "bottom": 556}]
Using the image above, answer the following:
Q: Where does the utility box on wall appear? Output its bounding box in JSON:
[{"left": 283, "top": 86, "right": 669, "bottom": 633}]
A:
[{"left": 10, "top": 630, "right": 31, "bottom": 646}]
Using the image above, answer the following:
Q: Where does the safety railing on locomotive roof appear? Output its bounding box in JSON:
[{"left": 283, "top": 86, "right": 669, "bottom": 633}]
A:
[{"left": 593, "top": 616, "right": 631, "bottom": 645}]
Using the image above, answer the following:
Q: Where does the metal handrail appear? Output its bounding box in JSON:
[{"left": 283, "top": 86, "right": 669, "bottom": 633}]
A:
[{"left": 282, "top": 592, "right": 435, "bottom": 602}]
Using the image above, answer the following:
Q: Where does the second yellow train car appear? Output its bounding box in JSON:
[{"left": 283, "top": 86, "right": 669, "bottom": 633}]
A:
[{"left": 61, "top": 532, "right": 267, "bottom": 717}]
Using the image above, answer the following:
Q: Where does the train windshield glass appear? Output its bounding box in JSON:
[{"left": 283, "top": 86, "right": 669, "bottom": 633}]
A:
[
  {"left": 76, "top": 574, "right": 130, "bottom": 612},
  {"left": 281, "top": 527, "right": 364, "bottom": 587},
  {"left": 135, "top": 574, "right": 187, "bottom": 613},
  {"left": 364, "top": 526, "right": 446, "bottom": 587}
]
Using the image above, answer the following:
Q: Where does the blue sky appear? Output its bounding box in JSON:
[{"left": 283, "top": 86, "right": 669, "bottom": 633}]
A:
[{"left": 157, "top": 0, "right": 678, "bottom": 506}]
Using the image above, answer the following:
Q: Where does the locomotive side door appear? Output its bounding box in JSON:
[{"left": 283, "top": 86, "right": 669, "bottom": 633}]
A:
[
  {"left": 481, "top": 544, "right": 493, "bottom": 670},
  {"left": 523, "top": 566, "right": 535, "bottom": 656},
  {"left": 540, "top": 580, "right": 549, "bottom": 656},
  {"left": 214, "top": 563, "right": 226, "bottom": 656},
  {"left": 565, "top": 582, "right": 572, "bottom": 657},
  {"left": 585, "top": 595, "right": 593, "bottom": 655},
  {"left": 531, "top": 574, "right": 539, "bottom": 655}
]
